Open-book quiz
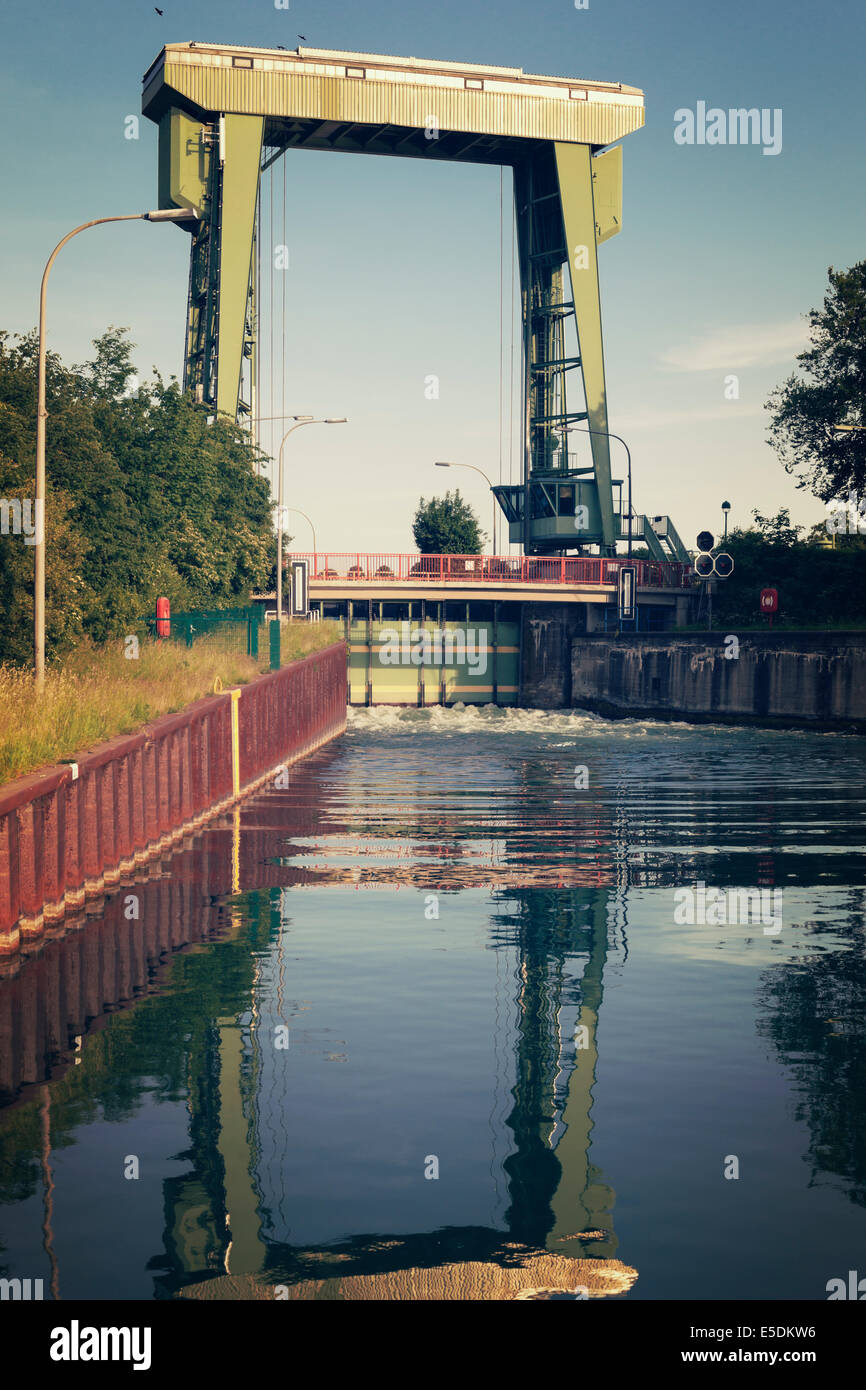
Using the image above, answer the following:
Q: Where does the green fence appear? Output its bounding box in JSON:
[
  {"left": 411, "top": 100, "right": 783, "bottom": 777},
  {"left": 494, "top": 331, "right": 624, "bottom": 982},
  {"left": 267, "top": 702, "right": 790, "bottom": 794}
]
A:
[
  {"left": 141, "top": 607, "right": 334, "bottom": 672},
  {"left": 144, "top": 607, "right": 264, "bottom": 661}
]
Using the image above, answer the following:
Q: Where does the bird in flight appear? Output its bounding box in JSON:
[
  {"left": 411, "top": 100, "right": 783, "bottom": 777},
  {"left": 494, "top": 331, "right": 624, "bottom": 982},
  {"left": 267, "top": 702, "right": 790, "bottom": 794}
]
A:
[
  {"left": 298, "top": 34, "right": 307, "bottom": 41},
  {"left": 154, "top": 6, "right": 163, "bottom": 14}
]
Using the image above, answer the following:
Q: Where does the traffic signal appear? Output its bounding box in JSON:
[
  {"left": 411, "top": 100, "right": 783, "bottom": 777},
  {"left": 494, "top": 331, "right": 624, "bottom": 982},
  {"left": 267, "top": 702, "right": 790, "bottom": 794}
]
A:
[
  {"left": 693, "top": 531, "right": 734, "bottom": 578},
  {"left": 695, "top": 552, "right": 714, "bottom": 578}
]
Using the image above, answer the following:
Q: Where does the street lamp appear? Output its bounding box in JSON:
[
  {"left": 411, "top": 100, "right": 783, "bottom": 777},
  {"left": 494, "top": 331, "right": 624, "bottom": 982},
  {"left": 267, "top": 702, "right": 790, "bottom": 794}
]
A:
[
  {"left": 34, "top": 206, "right": 199, "bottom": 690},
  {"left": 285, "top": 508, "right": 317, "bottom": 554},
  {"left": 276, "top": 417, "right": 346, "bottom": 622},
  {"left": 721, "top": 500, "right": 731, "bottom": 541},
  {"left": 566, "top": 427, "right": 633, "bottom": 558},
  {"left": 434, "top": 461, "right": 497, "bottom": 554}
]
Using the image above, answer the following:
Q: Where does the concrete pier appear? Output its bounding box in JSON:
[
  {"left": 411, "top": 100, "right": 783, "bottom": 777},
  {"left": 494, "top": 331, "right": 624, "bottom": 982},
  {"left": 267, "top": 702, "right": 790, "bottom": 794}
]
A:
[{"left": 520, "top": 629, "right": 866, "bottom": 730}]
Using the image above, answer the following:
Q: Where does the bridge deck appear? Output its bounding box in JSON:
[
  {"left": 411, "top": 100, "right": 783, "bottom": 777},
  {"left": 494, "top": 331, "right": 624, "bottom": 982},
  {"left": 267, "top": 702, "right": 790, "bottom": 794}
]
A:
[
  {"left": 309, "top": 582, "right": 681, "bottom": 605},
  {"left": 292, "top": 553, "right": 691, "bottom": 593}
]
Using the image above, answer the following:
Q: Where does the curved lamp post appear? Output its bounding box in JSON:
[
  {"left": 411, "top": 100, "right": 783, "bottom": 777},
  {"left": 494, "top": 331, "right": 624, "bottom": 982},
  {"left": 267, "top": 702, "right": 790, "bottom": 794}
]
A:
[
  {"left": 434, "top": 461, "right": 497, "bottom": 554},
  {"left": 285, "top": 507, "right": 317, "bottom": 553},
  {"left": 565, "top": 426, "right": 633, "bottom": 559},
  {"left": 276, "top": 417, "right": 346, "bottom": 621},
  {"left": 34, "top": 206, "right": 198, "bottom": 690}
]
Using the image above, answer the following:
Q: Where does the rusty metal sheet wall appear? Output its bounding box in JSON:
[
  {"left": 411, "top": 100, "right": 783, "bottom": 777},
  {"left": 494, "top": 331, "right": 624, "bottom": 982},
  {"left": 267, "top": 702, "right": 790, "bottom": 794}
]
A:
[
  {"left": 0, "top": 644, "right": 347, "bottom": 957},
  {"left": 237, "top": 641, "right": 347, "bottom": 787}
]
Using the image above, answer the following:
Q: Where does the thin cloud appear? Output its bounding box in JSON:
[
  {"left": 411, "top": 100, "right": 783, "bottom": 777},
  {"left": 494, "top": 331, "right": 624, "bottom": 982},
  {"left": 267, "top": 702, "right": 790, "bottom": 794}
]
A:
[{"left": 659, "top": 320, "right": 809, "bottom": 372}]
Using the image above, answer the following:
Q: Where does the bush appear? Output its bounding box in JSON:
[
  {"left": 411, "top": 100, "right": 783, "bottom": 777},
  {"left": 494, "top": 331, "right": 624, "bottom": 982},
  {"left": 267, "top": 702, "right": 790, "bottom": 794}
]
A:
[
  {"left": 712, "top": 510, "right": 866, "bottom": 627},
  {"left": 0, "top": 327, "right": 274, "bottom": 664}
]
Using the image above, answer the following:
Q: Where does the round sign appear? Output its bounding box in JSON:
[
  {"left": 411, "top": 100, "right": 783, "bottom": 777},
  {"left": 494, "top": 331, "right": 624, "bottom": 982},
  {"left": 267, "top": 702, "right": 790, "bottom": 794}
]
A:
[
  {"left": 696, "top": 530, "right": 715, "bottom": 553},
  {"left": 760, "top": 587, "right": 778, "bottom": 613},
  {"left": 714, "top": 552, "right": 734, "bottom": 578},
  {"left": 694, "top": 552, "right": 714, "bottom": 578}
]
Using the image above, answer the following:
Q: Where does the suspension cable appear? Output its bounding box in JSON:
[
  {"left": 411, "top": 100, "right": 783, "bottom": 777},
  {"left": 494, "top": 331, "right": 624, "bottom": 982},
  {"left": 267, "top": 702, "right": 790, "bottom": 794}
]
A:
[
  {"left": 508, "top": 173, "right": 516, "bottom": 505},
  {"left": 281, "top": 153, "right": 287, "bottom": 504},
  {"left": 498, "top": 165, "right": 503, "bottom": 495},
  {"left": 268, "top": 157, "right": 274, "bottom": 497}
]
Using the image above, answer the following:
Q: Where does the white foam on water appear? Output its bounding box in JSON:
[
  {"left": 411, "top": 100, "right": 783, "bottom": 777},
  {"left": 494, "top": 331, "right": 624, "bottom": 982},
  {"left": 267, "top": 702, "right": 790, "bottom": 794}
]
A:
[{"left": 347, "top": 703, "right": 730, "bottom": 741}]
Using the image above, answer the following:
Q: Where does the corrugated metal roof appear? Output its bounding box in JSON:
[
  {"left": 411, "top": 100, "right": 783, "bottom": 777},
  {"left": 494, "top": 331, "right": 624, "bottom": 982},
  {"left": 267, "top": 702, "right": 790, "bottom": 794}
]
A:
[{"left": 142, "top": 43, "right": 644, "bottom": 147}]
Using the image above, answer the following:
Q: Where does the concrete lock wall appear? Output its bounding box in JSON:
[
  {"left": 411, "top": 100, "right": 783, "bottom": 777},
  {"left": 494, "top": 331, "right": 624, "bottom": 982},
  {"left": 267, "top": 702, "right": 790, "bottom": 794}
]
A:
[
  {"left": 0, "top": 644, "right": 347, "bottom": 957},
  {"left": 519, "top": 603, "right": 588, "bottom": 707},
  {"left": 559, "top": 632, "right": 866, "bottom": 729}
]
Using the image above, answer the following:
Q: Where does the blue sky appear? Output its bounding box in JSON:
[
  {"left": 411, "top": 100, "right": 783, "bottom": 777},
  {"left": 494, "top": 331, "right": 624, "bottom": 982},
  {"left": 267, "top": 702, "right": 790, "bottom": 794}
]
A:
[{"left": 2, "top": 0, "right": 864, "bottom": 553}]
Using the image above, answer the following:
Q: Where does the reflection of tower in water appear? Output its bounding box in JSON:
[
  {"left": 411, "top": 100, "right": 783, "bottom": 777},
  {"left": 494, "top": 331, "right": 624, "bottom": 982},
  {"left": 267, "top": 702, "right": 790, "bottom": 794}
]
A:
[
  {"left": 497, "top": 883, "right": 626, "bottom": 1266},
  {"left": 166, "top": 873, "right": 636, "bottom": 1300}
]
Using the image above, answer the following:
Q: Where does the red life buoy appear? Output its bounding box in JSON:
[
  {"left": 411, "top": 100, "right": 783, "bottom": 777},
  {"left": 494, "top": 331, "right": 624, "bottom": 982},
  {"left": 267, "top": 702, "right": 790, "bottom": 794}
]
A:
[{"left": 156, "top": 596, "right": 171, "bottom": 638}]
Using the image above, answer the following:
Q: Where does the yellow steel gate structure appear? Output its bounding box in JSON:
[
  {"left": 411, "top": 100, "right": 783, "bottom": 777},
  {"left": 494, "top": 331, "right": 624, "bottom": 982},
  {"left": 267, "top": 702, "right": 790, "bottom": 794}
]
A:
[{"left": 346, "top": 616, "right": 520, "bottom": 706}]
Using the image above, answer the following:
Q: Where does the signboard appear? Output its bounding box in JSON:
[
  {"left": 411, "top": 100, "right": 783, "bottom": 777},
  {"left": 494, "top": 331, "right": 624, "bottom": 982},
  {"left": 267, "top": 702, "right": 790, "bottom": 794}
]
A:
[
  {"left": 290, "top": 558, "right": 309, "bottom": 616},
  {"left": 618, "top": 564, "right": 637, "bottom": 621},
  {"left": 759, "top": 587, "right": 778, "bottom": 614},
  {"left": 694, "top": 552, "right": 714, "bottom": 578}
]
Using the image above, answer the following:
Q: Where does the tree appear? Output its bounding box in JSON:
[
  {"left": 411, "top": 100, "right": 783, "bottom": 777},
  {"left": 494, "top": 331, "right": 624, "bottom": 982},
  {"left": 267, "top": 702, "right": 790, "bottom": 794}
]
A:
[
  {"left": 75, "top": 325, "right": 136, "bottom": 400},
  {"left": 766, "top": 261, "right": 866, "bottom": 502},
  {"left": 412, "top": 489, "right": 485, "bottom": 554},
  {"left": 749, "top": 507, "right": 804, "bottom": 547},
  {"left": 0, "top": 327, "right": 274, "bottom": 663},
  {"left": 708, "top": 508, "right": 866, "bottom": 628}
]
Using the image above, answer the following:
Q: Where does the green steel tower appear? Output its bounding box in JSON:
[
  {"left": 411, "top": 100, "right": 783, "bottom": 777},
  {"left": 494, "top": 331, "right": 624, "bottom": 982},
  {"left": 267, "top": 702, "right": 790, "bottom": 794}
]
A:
[{"left": 142, "top": 43, "right": 686, "bottom": 560}]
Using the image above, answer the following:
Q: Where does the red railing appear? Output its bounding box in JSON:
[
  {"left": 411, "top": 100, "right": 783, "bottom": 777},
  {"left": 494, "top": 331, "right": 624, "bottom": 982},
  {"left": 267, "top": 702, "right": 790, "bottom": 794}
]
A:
[{"left": 295, "top": 553, "right": 691, "bottom": 589}]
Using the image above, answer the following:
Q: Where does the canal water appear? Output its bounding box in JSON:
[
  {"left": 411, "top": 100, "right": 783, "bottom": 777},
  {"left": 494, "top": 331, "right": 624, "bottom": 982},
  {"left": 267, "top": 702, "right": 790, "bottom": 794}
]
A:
[{"left": 1, "top": 707, "right": 865, "bottom": 1300}]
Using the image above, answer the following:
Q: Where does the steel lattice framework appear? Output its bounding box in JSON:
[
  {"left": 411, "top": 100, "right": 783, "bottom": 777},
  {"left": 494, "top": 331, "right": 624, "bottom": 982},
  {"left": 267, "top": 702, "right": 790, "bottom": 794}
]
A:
[{"left": 142, "top": 43, "right": 685, "bottom": 560}]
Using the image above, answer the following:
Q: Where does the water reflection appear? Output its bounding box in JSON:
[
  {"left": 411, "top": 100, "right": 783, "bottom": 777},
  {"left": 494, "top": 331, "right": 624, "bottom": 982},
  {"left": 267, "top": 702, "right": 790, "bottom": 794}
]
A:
[
  {"left": 1, "top": 709, "right": 865, "bottom": 1299},
  {"left": 166, "top": 882, "right": 636, "bottom": 1301},
  {"left": 756, "top": 889, "right": 866, "bottom": 1207}
]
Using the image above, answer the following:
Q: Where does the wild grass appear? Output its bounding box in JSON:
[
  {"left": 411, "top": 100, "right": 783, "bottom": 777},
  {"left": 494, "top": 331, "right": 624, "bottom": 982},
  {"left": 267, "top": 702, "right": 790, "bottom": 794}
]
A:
[{"left": 0, "top": 621, "right": 342, "bottom": 782}]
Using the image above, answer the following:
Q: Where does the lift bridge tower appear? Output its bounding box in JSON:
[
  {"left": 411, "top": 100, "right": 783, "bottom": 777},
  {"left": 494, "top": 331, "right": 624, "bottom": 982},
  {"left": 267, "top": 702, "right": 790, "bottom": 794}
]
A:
[{"left": 142, "top": 42, "right": 685, "bottom": 560}]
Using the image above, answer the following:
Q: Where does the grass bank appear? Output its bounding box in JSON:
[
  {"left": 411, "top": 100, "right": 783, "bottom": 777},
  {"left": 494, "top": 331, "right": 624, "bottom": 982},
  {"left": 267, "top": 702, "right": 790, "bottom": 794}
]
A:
[{"left": 0, "top": 622, "right": 342, "bottom": 782}]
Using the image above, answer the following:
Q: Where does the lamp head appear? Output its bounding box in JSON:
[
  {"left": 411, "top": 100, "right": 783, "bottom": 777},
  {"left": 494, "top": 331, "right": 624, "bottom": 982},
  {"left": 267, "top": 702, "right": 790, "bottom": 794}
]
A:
[{"left": 143, "top": 207, "right": 199, "bottom": 222}]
